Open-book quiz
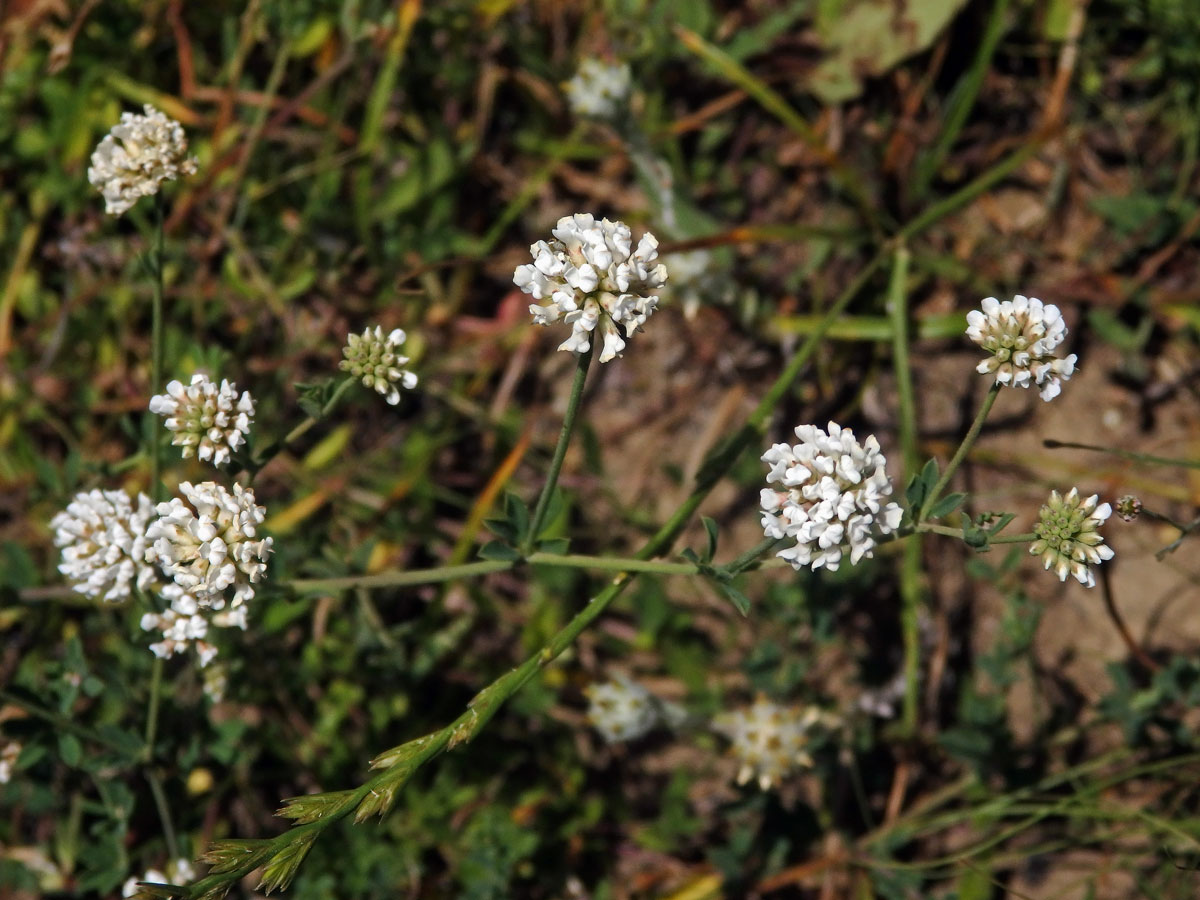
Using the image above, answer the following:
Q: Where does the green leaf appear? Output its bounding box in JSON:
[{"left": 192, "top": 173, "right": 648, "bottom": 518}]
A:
[
  {"left": 701, "top": 516, "right": 719, "bottom": 562},
  {"left": 927, "top": 492, "right": 966, "bottom": 520},
  {"left": 720, "top": 584, "right": 751, "bottom": 617},
  {"left": 906, "top": 457, "right": 939, "bottom": 509},
  {"left": 535, "top": 487, "right": 566, "bottom": 540},
  {"left": 679, "top": 547, "right": 701, "bottom": 565},
  {"left": 503, "top": 492, "right": 530, "bottom": 543},
  {"left": 482, "top": 516, "right": 519, "bottom": 544},
  {"left": 535, "top": 537, "right": 570, "bottom": 555},
  {"left": 477, "top": 541, "right": 520, "bottom": 562},
  {"left": 58, "top": 733, "right": 82, "bottom": 768}
]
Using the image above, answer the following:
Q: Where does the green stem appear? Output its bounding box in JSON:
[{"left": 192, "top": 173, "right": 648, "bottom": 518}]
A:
[
  {"left": 916, "top": 522, "right": 1036, "bottom": 544},
  {"left": 919, "top": 381, "right": 1001, "bottom": 522},
  {"left": 0, "top": 690, "right": 131, "bottom": 753},
  {"left": 524, "top": 343, "right": 593, "bottom": 552},
  {"left": 149, "top": 195, "right": 166, "bottom": 504},
  {"left": 146, "top": 770, "right": 180, "bottom": 860},
  {"left": 292, "top": 560, "right": 513, "bottom": 593},
  {"left": 526, "top": 553, "right": 699, "bottom": 576},
  {"left": 887, "top": 246, "right": 922, "bottom": 735}
]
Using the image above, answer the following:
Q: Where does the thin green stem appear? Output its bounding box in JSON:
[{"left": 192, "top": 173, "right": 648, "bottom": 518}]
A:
[
  {"left": 292, "top": 560, "right": 513, "bottom": 593},
  {"left": 149, "top": 195, "right": 166, "bottom": 504},
  {"left": 0, "top": 690, "right": 131, "bottom": 753},
  {"left": 919, "top": 382, "right": 1001, "bottom": 522},
  {"left": 526, "top": 553, "right": 700, "bottom": 576},
  {"left": 916, "top": 522, "right": 1036, "bottom": 544},
  {"left": 887, "top": 246, "right": 922, "bottom": 735},
  {"left": 146, "top": 770, "right": 180, "bottom": 860},
  {"left": 723, "top": 536, "right": 785, "bottom": 575},
  {"left": 524, "top": 343, "right": 593, "bottom": 552}
]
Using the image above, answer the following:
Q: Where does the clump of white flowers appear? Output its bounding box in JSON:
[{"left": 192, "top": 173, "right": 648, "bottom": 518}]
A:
[
  {"left": 140, "top": 584, "right": 247, "bottom": 667},
  {"left": 88, "top": 104, "right": 197, "bottom": 216},
  {"left": 584, "top": 675, "right": 660, "bottom": 743},
  {"left": 122, "top": 858, "right": 196, "bottom": 898},
  {"left": 340, "top": 326, "right": 418, "bottom": 406},
  {"left": 51, "top": 489, "right": 158, "bottom": 602},
  {"left": 760, "top": 421, "right": 903, "bottom": 572},
  {"left": 149, "top": 374, "right": 255, "bottom": 467},
  {"left": 564, "top": 58, "right": 631, "bottom": 120},
  {"left": 1030, "top": 488, "right": 1114, "bottom": 588},
  {"left": 147, "top": 481, "right": 273, "bottom": 606},
  {"left": 966, "top": 295, "right": 1077, "bottom": 401},
  {"left": 713, "top": 698, "right": 823, "bottom": 790},
  {"left": 0, "top": 740, "right": 21, "bottom": 784},
  {"left": 514, "top": 213, "right": 668, "bottom": 363}
]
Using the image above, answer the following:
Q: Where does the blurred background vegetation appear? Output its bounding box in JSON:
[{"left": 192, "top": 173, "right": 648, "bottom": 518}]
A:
[{"left": 2, "top": 0, "right": 1200, "bottom": 897}]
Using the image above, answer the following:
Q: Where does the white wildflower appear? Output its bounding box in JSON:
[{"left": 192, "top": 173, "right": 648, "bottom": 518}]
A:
[
  {"left": 147, "top": 481, "right": 273, "bottom": 606},
  {"left": 966, "top": 295, "right": 1077, "bottom": 401},
  {"left": 340, "top": 326, "right": 418, "bottom": 406},
  {"left": 564, "top": 58, "right": 631, "bottom": 120},
  {"left": 713, "top": 698, "right": 822, "bottom": 790},
  {"left": 51, "top": 489, "right": 158, "bottom": 602},
  {"left": 584, "top": 675, "right": 659, "bottom": 743},
  {"left": 760, "top": 421, "right": 903, "bottom": 572},
  {"left": 88, "top": 104, "right": 197, "bottom": 216},
  {"left": 149, "top": 373, "right": 255, "bottom": 467},
  {"left": 514, "top": 213, "right": 668, "bottom": 363},
  {"left": 0, "top": 741, "right": 21, "bottom": 784},
  {"left": 1030, "top": 488, "right": 1114, "bottom": 588},
  {"left": 203, "top": 663, "right": 228, "bottom": 703},
  {"left": 140, "top": 586, "right": 226, "bottom": 667}
]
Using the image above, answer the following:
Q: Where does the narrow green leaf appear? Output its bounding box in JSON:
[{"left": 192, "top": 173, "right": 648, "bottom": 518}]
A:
[
  {"left": 482, "top": 516, "right": 518, "bottom": 543},
  {"left": 702, "top": 516, "right": 719, "bottom": 562},
  {"left": 927, "top": 492, "right": 966, "bottom": 520},
  {"left": 477, "top": 541, "right": 520, "bottom": 562},
  {"left": 503, "top": 492, "right": 530, "bottom": 542},
  {"left": 720, "top": 584, "right": 751, "bottom": 617},
  {"left": 535, "top": 537, "right": 570, "bottom": 555}
]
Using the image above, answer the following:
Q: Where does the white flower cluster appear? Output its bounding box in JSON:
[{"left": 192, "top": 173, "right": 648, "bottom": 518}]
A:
[
  {"left": 564, "top": 58, "right": 631, "bottom": 120},
  {"left": 52, "top": 480, "right": 271, "bottom": 668},
  {"left": 122, "top": 858, "right": 195, "bottom": 898},
  {"left": 1030, "top": 488, "right": 1114, "bottom": 588},
  {"left": 339, "top": 326, "right": 418, "bottom": 405},
  {"left": 147, "top": 481, "right": 273, "bottom": 607},
  {"left": 88, "top": 104, "right": 197, "bottom": 216},
  {"left": 966, "top": 295, "right": 1077, "bottom": 401},
  {"left": 760, "top": 422, "right": 903, "bottom": 572},
  {"left": 713, "top": 698, "right": 822, "bottom": 790},
  {"left": 140, "top": 584, "right": 247, "bottom": 667},
  {"left": 50, "top": 489, "right": 158, "bottom": 602},
  {"left": 514, "top": 214, "right": 668, "bottom": 363},
  {"left": 584, "top": 675, "right": 660, "bottom": 743},
  {"left": 149, "top": 373, "right": 255, "bottom": 467},
  {"left": 0, "top": 740, "right": 21, "bottom": 784}
]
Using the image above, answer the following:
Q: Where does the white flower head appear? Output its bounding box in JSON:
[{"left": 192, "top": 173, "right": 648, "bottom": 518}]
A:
[
  {"left": 966, "top": 295, "right": 1077, "bottom": 401},
  {"left": 340, "top": 326, "right": 418, "bottom": 406},
  {"left": 147, "top": 481, "right": 273, "bottom": 606},
  {"left": 713, "top": 698, "right": 822, "bottom": 790},
  {"left": 88, "top": 104, "right": 198, "bottom": 216},
  {"left": 584, "top": 675, "right": 659, "bottom": 743},
  {"left": 149, "top": 374, "right": 255, "bottom": 467},
  {"left": 0, "top": 740, "right": 21, "bottom": 784},
  {"left": 760, "top": 421, "right": 904, "bottom": 572},
  {"left": 564, "top": 58, "right": 632, "bottom": 120},
  {"left": 1030, "top": 487, "right": 1114, "bottom": 588},
  {"left": 514, "top": 213, "right": 668, "bottom": 363},
  {"left": 51, "top": 489, "right": 158, "bottom": 602}
]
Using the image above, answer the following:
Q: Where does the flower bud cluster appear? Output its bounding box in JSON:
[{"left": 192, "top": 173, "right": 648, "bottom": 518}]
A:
[
  {"left": 514, "top": 214, "right": 668, "bottom": 363},
  {"left": 339, "top": 326, "right": 418, "bottom": 406},
  {"left": 760, "top": 422, "right": 903, "bottom": 572},
  {"left": 1030, "top": 488, "right": 1114, "bottom": 588},
  {"left": 584, "top": 675, "right": 660, "bottom": 743}
]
